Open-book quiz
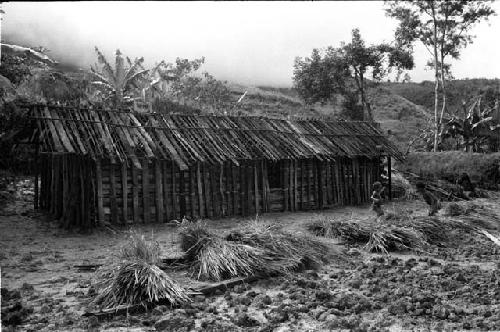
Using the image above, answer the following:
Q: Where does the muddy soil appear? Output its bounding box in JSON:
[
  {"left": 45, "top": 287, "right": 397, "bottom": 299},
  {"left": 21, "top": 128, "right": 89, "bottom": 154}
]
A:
[{"left": 1, "top": 180, "right": 500, "bottom": 331}]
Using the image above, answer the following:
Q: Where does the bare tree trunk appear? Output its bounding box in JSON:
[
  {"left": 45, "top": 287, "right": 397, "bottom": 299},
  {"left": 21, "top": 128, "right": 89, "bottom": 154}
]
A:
[{"left": 431, "top": 6, "right": 440, "bottom": 152}]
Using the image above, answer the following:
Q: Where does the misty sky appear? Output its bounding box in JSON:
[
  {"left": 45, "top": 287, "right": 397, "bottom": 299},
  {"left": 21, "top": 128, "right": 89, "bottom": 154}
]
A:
[{"left": 2, "top": 1, "right": 500, "bottom": 87}]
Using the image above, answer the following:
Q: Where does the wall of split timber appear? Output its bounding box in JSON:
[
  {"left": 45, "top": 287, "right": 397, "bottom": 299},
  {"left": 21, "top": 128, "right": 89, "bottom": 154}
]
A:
[
  {"left": 38, "top": 154, "right": 97, "bottom": 229},
  {"left": 95, "top": 157, "right": 383, "bottom": 224},
  {"left": 37, "top": 155, "right": 383, "bottom": 227}
]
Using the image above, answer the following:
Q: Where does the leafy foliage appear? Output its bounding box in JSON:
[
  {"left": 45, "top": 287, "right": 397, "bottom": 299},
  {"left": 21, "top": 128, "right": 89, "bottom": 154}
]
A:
[
  {"left": 293, "top": 29, "right": 413, "bottom": 121},
  {"left": 385, "top": 0, "right": 496, "bottom": 151}
]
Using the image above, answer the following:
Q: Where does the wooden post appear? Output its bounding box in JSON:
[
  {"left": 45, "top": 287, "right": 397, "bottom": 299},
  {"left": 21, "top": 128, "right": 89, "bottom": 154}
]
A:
[
  {"left": 171, "top": 161, "right": 178, "bottom": 219},
  {"left": 254, "top": 161, "right": 259, "bottom": 214},
  {"left": 110, "top": 163, "right": 118, "bottom": 224},
  {"left": 203, "top": 164, "right": 211, "bottom": 218},
  {"left": 142, "top": 159, "right": 150, "bottom": 223},
  {"left": 231, "top": 163, "right": 237, "bottom": 215},
  {"left": 221, "top": 164, "right": 227, "bottom": 216},
  {"left": 121, "top": 164, "right": 128, "bottom": 224},
  {"left": 210, "top": 166, "right": 219, "bottom": 217},
  {"left": 132, "top": 165, "right": 139, "bottom": 223},
  {"left": 283, "top": 160, "right": 289, "bottom": 212},
  {"left": 162, "top": 161, "right": 170, "bottom": 221},
  {"left": 34, "top": 143, "right": 40, "bottom": 210},
  {"left": 95, "top": 160, "right": 104, "bottom": 224},
  {"left": 189, "top": 167, "right": 195, "bottom": 218},
  {"left": 197, "top": 163, "right": 203, "bottom": 218},
  {"left": 388, "top": 156, "right": 392, "bottom": 201},
  {"left": 155, "top": 161, "right": 164, "bottom": 223}
]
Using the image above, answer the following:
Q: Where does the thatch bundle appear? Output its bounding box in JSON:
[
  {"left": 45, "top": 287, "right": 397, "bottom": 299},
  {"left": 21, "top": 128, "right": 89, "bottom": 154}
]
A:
[
  {"left": 364, "top": 226, "right": 424, "bottom": 255},
  {"left": 307, "top": 214, "right": 430, "bottom": 253},
  {"left": 226, "top": 221, "right": 330, "bottom": 273},
  {"left": 93, "top": 261, "right": 190, "bottom": 308},
  {"left": 306, "top": 218, "right": 371, "bottom": 243},
  {"left": 120, "top": 232, "right": 161, "bottom": 264},
  {"left": 179, "top": 222, "right": 268, "bottom": 281},
  {"left": 92, "top": 232, "right": 190, "bottom": 308},
  {"left": 179, "top": 221, "right": 330, "bottom": 281}
]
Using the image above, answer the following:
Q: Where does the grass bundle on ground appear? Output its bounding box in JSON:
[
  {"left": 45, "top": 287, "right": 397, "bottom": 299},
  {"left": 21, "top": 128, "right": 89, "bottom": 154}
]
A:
[
  {"left": 92, "top": 232, "right": 190, "bottom": 308},
  {"left": 306, "top": 218, "right": 371, "bottom": 243},
  {"left": 226, "top": 221, "right": 330, "bottom": 273},
  {"left": 364, "top": 226, "right": 425, "bottom": 254},
  {"left": 93, "top": 261, "right": 190, "bottom": 308},
  {"left": 120, "top": 231, "right": 161, "bottom": 264},
  {"left": 179, "top": 222, "right": 267, "bottom": 281}
]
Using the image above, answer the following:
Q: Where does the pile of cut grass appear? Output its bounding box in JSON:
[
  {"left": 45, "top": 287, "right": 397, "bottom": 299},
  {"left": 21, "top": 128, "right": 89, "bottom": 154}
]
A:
[
  {"left": 179, "top": 222, "right": 268, "bottom": 281},
  {"left": 179, "top": 221, "right": 330, "bottom": 281},
  {"left": 306, "top": 218, "right": 371, "bottom": 243},
  {"left": 226, "top": 221, "right": 330, "bottom": 273},
  {"left": 307, "top": 214, "right": 431, "bottom": 253},
  {"left": 364, "top": 226, "right": 425, "bottom": 255},
  {"left": 93, "top": 261, "right": 190, "bottom": 308},
  {"left": 92, "top": 232, "right": 190, "bottom": 308}
]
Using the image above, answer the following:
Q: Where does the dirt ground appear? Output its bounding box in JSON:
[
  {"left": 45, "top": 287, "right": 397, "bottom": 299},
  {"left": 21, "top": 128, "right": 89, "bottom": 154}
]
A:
[{"left": 1, "top": 180, "right": 500, "bottom": 331}]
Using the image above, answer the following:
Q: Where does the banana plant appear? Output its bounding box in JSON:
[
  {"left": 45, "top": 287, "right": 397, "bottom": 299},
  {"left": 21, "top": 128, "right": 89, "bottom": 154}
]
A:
[
  {"left": 90, "top": 47, "right": 150, "bottom": 107},
  {"left": 442, "top": 94, "right": 499, "bottom": 152}
]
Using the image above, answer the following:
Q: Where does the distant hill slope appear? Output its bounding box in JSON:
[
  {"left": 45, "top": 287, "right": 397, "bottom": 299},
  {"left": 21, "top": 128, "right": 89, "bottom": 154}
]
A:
[
  {"left": 231, "top": 83, "right": 431, "bottom": 151},
  {"left": 382, "top": 79, "right": 500, "bottom": 114}
]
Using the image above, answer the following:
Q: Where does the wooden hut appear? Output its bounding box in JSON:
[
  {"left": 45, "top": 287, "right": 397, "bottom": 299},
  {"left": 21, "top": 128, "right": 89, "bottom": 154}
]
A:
[{"left": 28, "top": 105, "right": 402, "bottom": 229}]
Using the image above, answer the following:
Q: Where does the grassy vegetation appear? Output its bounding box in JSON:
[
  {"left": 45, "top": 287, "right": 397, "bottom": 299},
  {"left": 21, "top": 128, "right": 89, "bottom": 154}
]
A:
[
  {"left": 179, "top": 221, "right": 331, "bottom": 281},
  {"left": 92, "top": 232, "right": 190, "bottom": 308},
  {"left": 398, "top": 151, "right": 500, "bottom": 189}
]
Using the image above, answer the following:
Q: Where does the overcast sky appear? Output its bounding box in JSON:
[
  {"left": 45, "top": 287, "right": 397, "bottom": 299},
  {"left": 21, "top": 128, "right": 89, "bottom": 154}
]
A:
[{"left": 2, "top": 1, "right": 500, "bottom": 87}]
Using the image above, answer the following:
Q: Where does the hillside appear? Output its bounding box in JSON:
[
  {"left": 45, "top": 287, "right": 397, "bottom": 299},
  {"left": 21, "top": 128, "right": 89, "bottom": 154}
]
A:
[
  {"left": 229, "top": 83, "right": 431, "bottom": 151},
  {"left": 382, "top": 79, "right": 500, "bottom": 115}
]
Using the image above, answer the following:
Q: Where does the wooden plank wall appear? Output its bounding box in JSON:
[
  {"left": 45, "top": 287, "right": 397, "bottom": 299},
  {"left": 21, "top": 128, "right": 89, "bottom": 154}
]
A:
[
  {"left": 39, "top": 154, "right": 97, "bottom": 229},
  {"left": 39, "top": 155, "right": 382, "bottom": 227}
]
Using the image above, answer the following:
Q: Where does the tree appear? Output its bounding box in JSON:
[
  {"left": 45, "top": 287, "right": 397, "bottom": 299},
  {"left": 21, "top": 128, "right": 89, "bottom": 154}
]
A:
[
  {"left": 293, "top": 28, "right": 413, "bottom": 121},
  {"left": 90, "top": 47, "right": 149, "bottom": 106},
  {"left": 385, "top": 0, "right": 495, "bottom": 151}
]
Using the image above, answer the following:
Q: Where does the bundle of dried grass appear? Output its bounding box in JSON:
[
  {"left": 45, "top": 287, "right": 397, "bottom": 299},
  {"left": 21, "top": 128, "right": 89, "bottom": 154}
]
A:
[
  {"left": 179, "top": 222, "right": 267, "bottom": 281},
  {"left": 306, "top": 218, "right": 371, "bottom": 243},
  {"left": 93, "top": 261, "right": 190, "bottom": 308},
  {"left": 120, "top": 232, "right": 161, "bottom": 264},
  {"left": 92, "top": 232, "right": 190, "bottom": 308},
  {"left": 227, "top": 221, "right": 330, "bottom": 273},
  {"left": 364, "top": 226, "right": 425, "bottom": 254}
]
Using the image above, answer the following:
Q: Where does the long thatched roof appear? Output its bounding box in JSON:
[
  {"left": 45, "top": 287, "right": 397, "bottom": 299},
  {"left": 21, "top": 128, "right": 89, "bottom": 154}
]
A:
[{"left": 29, "top": 105, "right": 402, "bottom": 169}]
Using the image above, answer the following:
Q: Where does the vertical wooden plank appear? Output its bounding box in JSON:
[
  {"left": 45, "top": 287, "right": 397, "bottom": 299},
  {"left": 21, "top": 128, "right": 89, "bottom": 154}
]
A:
[
  {"left": 197, "top": 163, "right": 203, "bottom": 218},
  {"left": 239, "top": 162, "right": 245, "bottom": 215},
  {"left": 260, "top": 161, "right": 267, "bottom": 213},
  {"left": 179, "top": 168, "right": 186, "bottom": 219},
  {"left": 203, "top": 164, "right": 212, "bottom": 218},
  {"left": 231, "top": 163, "right": 237, "bottom": 215},
  {"left": 171, "top": 160, "right": 178, "bottom": 220},
  {"left": 388, "top": 156, "right": 392, "bottom": 201},
  {"left": 132, "top": 165, "right": 139, "bottom": 224},
  {"left": 220, "top": 164, "right": 227, "bottom": 216},
  {"left": 254, "top": 160, "right": 259, "bottom": 214},
  {"left": 142, "top": 159, "right": 150, "bottom": 223},
  {"left": 313, "top": 160, "right": 319, "bottom": 209},
  {"left": 121, "top": 163, "right": 128, "bottom": 224},
  {"left": 110, "top": 163, "right": 118, "bottom": 224},
  {"left": 95, "top": 159, "right": 104, "bottom": 224},
  {"left": 289, "top": 160, "right": 294, "bottom": 212},
  {"left": 162, "top": 161, "right": 170, "bottom": 221},
  {"left": 245, "top": 162, "right": 254, "bottom": 215},
  {"left": 210, "top": 166, "right": 219, "bottom": 217},
  {"left": 283, "top": 161, "right": 289, "bottom": 212},
  {"left": 155, "top": 161, "right": 164, "bottom": 223},
  {"left": 189, "top": 167, "right": 195, "bottom": 218}
]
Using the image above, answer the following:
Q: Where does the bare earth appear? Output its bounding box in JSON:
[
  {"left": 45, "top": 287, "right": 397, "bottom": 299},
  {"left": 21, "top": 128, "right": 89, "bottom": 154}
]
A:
[{"left": 1, "top": 185, "right": 500, "bottom": 331}]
